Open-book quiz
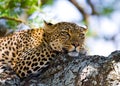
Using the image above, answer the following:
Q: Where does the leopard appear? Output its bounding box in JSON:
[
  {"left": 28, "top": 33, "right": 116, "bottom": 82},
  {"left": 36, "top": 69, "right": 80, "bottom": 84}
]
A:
[{"left": 0, "top": 21, "right": 87, "bottom": 78}]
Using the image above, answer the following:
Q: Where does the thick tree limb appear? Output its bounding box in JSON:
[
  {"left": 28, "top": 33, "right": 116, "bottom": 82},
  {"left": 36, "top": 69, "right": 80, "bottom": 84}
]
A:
[{"left": 0, "top": 50, "right": 120, "bottom": 86}]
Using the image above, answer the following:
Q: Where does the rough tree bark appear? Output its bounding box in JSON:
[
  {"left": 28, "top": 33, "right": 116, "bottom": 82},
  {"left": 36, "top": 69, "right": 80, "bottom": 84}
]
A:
[{"left": 0, "top": 50, "right": 120, "bottom": 86}]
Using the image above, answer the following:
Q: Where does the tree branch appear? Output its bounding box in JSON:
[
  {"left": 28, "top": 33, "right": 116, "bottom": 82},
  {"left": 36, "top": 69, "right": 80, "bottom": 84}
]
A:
[
  {"left": 0, "top": 49, "right": 120, "bottom": 85},
  {"left": 86, "top": 0, "right": 98, "bottom": 15},
  {"left": 0, "top": 16, "right": 26, "bottom": 24},
  {"left": 69, "top": 0, "right": 89, "bottom": 24}
]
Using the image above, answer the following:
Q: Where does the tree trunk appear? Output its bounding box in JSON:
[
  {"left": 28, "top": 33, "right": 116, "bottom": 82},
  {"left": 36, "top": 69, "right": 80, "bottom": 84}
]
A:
[{"left": 0, "top": 50, "right": 120, "bottom": 86}]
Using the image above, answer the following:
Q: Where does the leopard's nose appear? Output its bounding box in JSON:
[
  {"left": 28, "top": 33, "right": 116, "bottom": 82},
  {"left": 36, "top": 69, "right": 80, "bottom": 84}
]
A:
[{"left": 72, "top": 42, "right": 79, "bottom": 47}]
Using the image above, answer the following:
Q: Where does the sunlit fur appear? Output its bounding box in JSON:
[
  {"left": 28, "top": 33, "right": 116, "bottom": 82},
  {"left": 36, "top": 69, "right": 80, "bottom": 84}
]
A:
[{"left": 0, "top": 21, "right": 87, "bottom": 78}]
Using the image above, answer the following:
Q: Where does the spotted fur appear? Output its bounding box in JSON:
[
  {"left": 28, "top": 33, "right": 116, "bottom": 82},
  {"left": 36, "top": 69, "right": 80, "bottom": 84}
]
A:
[{"left": 0, "top": 21, "right": 87, "bottom": 78}]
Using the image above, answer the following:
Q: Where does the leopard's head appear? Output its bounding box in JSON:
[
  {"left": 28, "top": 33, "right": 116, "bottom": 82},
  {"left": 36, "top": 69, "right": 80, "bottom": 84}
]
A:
[{"left": 44, "top": 21, "right": 87, "bottom": 57}]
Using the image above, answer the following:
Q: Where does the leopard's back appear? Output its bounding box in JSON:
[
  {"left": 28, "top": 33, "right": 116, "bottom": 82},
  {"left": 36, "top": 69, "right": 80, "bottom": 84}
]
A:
[{"left": 0, "top": 28, "right": 44, "bottom": 67}]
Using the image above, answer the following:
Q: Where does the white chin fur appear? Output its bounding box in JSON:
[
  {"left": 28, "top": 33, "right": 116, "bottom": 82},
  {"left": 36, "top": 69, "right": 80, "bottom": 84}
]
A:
[{"left": 68, "top": 52, "right": 79, "bottom": 57}]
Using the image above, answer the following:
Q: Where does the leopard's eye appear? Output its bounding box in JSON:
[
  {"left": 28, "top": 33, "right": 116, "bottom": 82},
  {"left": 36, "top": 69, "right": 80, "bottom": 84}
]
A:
[
  {"left": 60, "top": 32, "right": 70, "bottom": 40},
  {"left": 79, "top": 33, "right": 85, "bottom": 39},
  {"left": 79, "top": 33, "right": 84, "bottom": 36}
]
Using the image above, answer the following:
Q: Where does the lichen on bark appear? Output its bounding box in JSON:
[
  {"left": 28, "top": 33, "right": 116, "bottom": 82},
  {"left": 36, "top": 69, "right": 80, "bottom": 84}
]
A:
[{"left": 0, "top": 50, "right": 120, "bottom": 86}]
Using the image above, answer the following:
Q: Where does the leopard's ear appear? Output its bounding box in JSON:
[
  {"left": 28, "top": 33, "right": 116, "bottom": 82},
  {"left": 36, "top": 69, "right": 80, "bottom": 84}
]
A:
[
  {"left": 80, "top": 25, "right": 88, "bottom": 33},
  {"left": 43, "top": 20, "right": 55, "bottom": 33},
  {"left": 44, "top": 20, "right": 53, "bottom": 26}
]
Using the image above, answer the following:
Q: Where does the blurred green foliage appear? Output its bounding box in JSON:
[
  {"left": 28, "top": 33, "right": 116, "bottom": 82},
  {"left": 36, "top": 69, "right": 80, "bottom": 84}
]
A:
[
  {"left": 101, "top": 7, "right": 114, "bottom": 16},
  {"left": 0, "top": 0, "right": 53, "bottom": 16},
  {"left": 0, "top": 0, "right": 117, "bottom": 29},
  {"left": 0, "top": 0, "right": 53, "bottom": 29}
]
